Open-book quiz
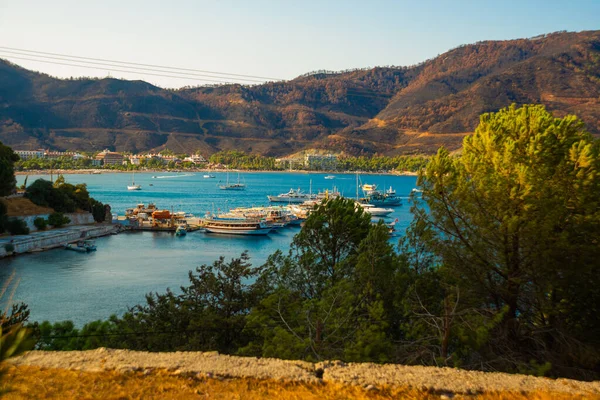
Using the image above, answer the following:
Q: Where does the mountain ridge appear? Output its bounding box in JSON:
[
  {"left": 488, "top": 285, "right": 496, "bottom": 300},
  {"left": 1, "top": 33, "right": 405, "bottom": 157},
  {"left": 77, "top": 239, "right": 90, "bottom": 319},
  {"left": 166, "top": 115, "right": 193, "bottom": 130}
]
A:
[{"left": 1, "top": 30, "right": 599, "bottom": 156}]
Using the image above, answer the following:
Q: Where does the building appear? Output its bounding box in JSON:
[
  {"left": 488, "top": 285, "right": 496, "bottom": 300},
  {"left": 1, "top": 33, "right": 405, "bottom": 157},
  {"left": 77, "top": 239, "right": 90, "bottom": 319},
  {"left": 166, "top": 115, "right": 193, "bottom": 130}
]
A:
[
  {"left": 45, "top": 151, "right": 85, "bottom": 160},
  {"left": 304, "top": 154, "right": 338, "bottom": 170},
  {"left": 183, "top": 155, "right": 206, "bottom": 164},
  {"left": 95, "top": 150, "right": 124, "bottom": 166},
  {"left": 14, "top": 150, "right": 45, "bottom": 160}
]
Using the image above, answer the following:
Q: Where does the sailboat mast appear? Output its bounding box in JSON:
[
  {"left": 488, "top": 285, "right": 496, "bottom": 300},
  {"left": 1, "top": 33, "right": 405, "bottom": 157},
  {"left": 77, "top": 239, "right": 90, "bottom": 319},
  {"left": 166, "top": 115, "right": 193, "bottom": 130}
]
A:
[{"left": 355, "top": 173, "right": 358, "bottom": 201}]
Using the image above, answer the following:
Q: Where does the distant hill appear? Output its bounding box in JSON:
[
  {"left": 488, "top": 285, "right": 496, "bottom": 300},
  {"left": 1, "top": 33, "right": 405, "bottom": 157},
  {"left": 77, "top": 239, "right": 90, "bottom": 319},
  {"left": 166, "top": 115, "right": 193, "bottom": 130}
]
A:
[{"left": 1, "top": 30, "right": 599, "bottom": 156}]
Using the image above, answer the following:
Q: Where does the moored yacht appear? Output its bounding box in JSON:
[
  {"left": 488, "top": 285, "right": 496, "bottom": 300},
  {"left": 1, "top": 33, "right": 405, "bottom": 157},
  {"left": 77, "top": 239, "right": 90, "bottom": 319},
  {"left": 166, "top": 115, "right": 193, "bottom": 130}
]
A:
[
  {"left": 267, "top": 188, "right": 317, "bottom": 203},
  {"left": 202, "top": 216, "right": 272, "bottom": 235}
]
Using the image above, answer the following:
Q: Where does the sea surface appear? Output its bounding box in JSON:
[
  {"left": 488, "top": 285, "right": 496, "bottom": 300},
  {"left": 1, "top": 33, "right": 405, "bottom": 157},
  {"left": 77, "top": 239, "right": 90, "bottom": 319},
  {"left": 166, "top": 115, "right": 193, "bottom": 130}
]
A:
[{"left": 1, "top": 172, "right": 418, "bottom": 326}]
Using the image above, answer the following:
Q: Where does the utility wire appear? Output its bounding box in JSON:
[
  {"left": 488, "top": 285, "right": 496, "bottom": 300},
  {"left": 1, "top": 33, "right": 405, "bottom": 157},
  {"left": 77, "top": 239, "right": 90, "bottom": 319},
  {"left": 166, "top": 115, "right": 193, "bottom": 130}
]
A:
[
  {"left": 0, "top": 45, "right": 283, "bottom": 81},
  {"left": 0, "top": 55, "right": 248, "bottom": 85},
  {"left": 0, "top": 49, "right": 268, "bottom": 83}
]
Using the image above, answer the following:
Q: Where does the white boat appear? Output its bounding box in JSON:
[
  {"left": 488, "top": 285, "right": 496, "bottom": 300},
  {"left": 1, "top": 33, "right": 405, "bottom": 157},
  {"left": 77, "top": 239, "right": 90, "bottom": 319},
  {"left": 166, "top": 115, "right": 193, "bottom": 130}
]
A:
[
  {"left": 219, "top": 171, "right": 246, "bottom": 190},
  {"left": 268, "top": 188, "right": 317, "bottom": 203},
  {"left": 202, "top": 217, "right": 272, "bottom": 235},
  {"left": 127, "top": 172, "right": 141, "bottom": 190},
  {"left": 360, "top": 203, "right": 394, "bottom": 217},
  {"left": 203, "top": 174, "right": 215, "bottom": 179},
  {"left": 324, "top": 175, "right": 335, "bottom": 180}
]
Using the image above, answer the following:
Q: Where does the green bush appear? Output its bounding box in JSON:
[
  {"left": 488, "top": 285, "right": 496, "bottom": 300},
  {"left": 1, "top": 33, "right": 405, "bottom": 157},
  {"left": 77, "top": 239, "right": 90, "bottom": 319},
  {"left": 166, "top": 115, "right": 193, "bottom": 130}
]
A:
[
  {"left": 6, "top": 219, "right": 29, "bottom": 235},
  {"left": 33, "top": 217, "right": 48, "bottom": 230},
  {"left": 91, "top": 199, "right": 106, "bottom": 223},
  {"left": 3, "top": 243, "right": 14, "bottom": 253},
  {"left": 48, "top": 212, "right": 70, "bottom": 228}
]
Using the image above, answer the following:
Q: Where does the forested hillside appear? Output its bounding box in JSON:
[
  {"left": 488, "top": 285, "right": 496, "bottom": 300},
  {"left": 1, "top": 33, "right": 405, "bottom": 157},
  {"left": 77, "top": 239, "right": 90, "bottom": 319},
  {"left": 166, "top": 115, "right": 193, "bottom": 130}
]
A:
[{"left": 1, "top": 30, "right": 599, "bottom": 155}]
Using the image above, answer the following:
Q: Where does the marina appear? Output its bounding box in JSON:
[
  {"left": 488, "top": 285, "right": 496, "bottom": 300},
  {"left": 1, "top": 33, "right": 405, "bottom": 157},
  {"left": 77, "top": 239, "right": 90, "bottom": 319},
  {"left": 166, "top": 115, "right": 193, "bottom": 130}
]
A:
[{"left": 2, "top": 172, "right": 418, "bottom": 325}]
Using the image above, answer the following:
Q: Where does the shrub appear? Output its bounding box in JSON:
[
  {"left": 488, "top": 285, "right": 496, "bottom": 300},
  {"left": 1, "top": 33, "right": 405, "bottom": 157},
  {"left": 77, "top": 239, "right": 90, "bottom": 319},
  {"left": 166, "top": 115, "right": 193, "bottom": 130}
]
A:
[
  {"left": 91, "top": 199, "right": 106, "bottom": 223},
  {"left": 33, "top": 217, "right": 48, "bottom": 231},
  {"left": 6, "top": 219, "right": 29, "bottom": 235},
  {"left": 48, "top": 212, "right": 70, "bottom": 228},
  {"left": 4, "top": 243, "right": 14, "bottom": 253}
]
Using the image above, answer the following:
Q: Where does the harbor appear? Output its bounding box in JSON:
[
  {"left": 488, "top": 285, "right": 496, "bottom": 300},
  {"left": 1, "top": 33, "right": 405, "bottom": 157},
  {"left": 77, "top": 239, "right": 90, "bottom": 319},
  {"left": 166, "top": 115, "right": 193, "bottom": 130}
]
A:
[{"left": 2, "top": 171, "right": 418, "bottom": 325}]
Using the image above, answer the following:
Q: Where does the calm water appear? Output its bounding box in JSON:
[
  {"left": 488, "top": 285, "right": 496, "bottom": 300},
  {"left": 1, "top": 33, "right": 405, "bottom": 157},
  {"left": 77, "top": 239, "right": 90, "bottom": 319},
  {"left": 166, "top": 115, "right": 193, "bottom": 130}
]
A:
[{"left": 1, "top": 172, "right": 417, "bottom": 326}]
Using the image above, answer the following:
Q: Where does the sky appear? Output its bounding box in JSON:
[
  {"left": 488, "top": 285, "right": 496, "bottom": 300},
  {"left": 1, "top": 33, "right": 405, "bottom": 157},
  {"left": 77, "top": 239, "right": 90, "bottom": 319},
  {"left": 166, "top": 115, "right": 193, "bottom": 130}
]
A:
[{"left": 0, "top": 0, "right": 598, "bottom": 88}]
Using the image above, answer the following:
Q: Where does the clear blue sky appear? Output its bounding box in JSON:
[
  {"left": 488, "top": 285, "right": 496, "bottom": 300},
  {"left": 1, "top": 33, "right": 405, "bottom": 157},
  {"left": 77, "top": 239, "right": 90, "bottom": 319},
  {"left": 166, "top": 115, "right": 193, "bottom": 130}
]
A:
[{"left": 0, "top": 0, "right": 598, "bottom": 88}]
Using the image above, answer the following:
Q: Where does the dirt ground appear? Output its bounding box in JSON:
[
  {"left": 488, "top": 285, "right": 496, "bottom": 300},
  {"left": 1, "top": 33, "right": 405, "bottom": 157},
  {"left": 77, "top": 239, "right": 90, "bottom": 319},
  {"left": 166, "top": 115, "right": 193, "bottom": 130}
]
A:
[{"left": 6, "top": 349, "right": 599, "bottom": 399}]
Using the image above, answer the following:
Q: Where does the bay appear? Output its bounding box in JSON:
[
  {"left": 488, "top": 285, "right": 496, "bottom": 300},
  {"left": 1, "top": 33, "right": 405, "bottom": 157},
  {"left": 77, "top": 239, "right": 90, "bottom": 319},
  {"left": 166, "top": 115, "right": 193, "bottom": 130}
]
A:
[{"left": 1, "top": 172, "right": 417, "bottom": 326}]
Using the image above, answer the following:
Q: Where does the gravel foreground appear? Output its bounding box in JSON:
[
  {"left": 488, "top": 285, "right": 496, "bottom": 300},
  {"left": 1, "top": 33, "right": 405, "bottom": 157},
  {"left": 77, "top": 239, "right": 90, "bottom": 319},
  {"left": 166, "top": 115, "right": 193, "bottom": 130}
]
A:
[{"left": 9, "top": 349, "right": 600, "bottom": 396}]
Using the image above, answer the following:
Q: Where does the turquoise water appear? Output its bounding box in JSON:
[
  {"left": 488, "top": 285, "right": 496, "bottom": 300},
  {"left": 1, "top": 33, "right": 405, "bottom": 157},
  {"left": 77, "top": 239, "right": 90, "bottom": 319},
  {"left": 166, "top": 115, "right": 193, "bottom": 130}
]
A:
[{"left": 1, "top": 172, "right": 417, "bottom": 326}]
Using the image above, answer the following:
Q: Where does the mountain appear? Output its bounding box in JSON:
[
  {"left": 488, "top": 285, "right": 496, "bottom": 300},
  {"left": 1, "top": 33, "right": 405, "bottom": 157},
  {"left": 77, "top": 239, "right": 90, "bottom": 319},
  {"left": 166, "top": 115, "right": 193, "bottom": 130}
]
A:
[{"left": 1, "top": 30, "right": 599, "bottom": 156}]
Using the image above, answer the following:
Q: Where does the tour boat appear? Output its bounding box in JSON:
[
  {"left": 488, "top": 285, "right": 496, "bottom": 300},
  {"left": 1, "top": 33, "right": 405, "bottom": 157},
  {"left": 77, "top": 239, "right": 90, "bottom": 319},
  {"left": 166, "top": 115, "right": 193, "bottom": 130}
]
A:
[
  {"left": 324, "top": 175, "right": 335, "bottom": 180},
  {"left": 127, "top": 172, "right": 141, "bottom": 190},
  {"left": 202, "top": 217, "right": 272, "bottom": 235}
]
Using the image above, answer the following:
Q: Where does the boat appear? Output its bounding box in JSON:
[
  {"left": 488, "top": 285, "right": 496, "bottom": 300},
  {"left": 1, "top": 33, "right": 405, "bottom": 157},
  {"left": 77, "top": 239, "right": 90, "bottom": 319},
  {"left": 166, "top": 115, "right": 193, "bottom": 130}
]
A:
[
  {"left": 324, "top": 175, "right": 335, "bottom": 180},
  {"left": 203, "top": 174, "right": 216, "bottom": 179},
  {"left": 359, "top": 203, "right": 394, "bottom": 217},
  {"left": 175, "top": 225, "right": 187, "bottom": 236},
  {"left": 65, "top": 240, "right": 97, "bottom": 253},
  {"left": 268, "top": 188, "right": 317, "bottom": 203},
  {"left": 127, "top": 172, "right": 141, "bottom": 190},
  {"left": 361, "top": 183, "right": 378, "bottom": 194},
  {"left": 219, "top": 171, "right": 246, "bottom": 190},
  {"left": 201, "top": 216, "right": 272, "bottom": 235}
]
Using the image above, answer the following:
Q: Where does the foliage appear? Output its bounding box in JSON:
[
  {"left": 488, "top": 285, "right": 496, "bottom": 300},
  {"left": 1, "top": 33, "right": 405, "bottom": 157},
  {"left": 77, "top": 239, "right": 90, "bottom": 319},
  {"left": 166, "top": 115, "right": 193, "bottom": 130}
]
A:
[
  {"left": 209, "top": 151, "right": 282, "bottom": 170},
  {"left": 47, "top": 212, "right": 70, "bottom": 228},
  {"left": 24, "top": 177, "right": 105, "bottom": 221},
  {"left": 33, "top": 217, "right": 48, "bottom": 230},
  {"left": 3, "top": 244, "right": 14, "bottom": 254},
  {"left": 0, "top": 141, "right": 19, "bottom": 197},
  {"left": 337, "top": 155, "right": 430, "bottom": 172},
  {"left": 408, "top": 104, "right": 600, "bottom": 378},
  {"left": 6, "top": 219, "right": 29, "bottom": 235},
  {"left": 0, "top": 274, "right": 34, "bottom": 394},
  {"left": 242, "top": 199, "right": 408, "bottom": 362}
]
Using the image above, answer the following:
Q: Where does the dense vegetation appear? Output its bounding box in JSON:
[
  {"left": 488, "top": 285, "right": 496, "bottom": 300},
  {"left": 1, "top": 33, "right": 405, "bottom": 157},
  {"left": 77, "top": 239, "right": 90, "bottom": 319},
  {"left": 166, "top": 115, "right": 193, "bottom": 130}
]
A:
[
  {"left": 338, "top": 155, "right": 429, "bottom": 172},
  {"left": 0, "top": 140, "right": 19, "bottom": 234},
  {"left": 24, "top": 175, "right": 106, "bottom": 223},
  {"left": 10, "top": 105, "right": 600, "bottom": 380},
  {"left": 2, "top": 31, "right": 600, "bottom": 156},
  {"left": 209, "top": 151, "right": 281, "bottom": 170}
]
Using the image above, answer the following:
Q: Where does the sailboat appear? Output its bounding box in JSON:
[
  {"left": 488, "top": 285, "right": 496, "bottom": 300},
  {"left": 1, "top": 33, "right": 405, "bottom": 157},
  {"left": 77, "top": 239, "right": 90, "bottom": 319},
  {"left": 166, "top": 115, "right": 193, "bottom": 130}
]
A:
[
  {"left": 219, "top": 170, "right": 246, "bottom": 190},
  {"left": 127, "top": 172, "right": 142, "bottom": 190}
]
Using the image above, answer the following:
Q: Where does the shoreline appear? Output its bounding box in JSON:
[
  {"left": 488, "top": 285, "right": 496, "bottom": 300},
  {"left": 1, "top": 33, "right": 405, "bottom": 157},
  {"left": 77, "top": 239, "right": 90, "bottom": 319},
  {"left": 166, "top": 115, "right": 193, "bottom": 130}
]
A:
[{"left": 15, "top": 169, "right": 418, "bottom": 176}]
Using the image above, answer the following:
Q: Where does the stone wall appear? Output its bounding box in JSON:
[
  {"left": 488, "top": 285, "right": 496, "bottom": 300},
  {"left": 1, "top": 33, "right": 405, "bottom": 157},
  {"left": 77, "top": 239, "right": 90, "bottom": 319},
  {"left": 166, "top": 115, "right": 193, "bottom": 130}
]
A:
[
  {"left": 11, "top": 212, "right": 95, "bottom": 232},
  {"left": 0, "top": 224, "right": 117, "bottom": 257}
]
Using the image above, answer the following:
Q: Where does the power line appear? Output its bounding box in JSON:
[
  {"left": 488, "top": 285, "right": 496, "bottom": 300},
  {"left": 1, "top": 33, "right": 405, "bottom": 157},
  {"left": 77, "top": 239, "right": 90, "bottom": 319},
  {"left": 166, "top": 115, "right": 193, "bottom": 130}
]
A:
[
  {"left": 0, "top": 55, "right": 249, "bottom": 85},
  {"left": 0, "top": 49, "right": 268, "bottom": 83},
  {"left": 0, "top": 45, "right": 283, "bottom": 81}
]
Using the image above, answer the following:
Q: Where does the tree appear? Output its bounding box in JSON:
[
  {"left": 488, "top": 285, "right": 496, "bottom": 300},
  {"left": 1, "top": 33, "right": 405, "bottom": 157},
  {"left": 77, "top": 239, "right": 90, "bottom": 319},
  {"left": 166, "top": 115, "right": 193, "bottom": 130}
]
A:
[
  {"left": 48, "top": 212, "right": 70, "bottom": 228},
  {"left": 105, "top": 252, "right": 269, "bottom": 353},
  {"left": 243, "top": 198, "right": 403, "bottom": 362},
  {"left": 411, "top": 104, "right": 600, "bottom": 377},
  {"left": 0, "top": 141, "right": 19, "bottom": 196}
]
